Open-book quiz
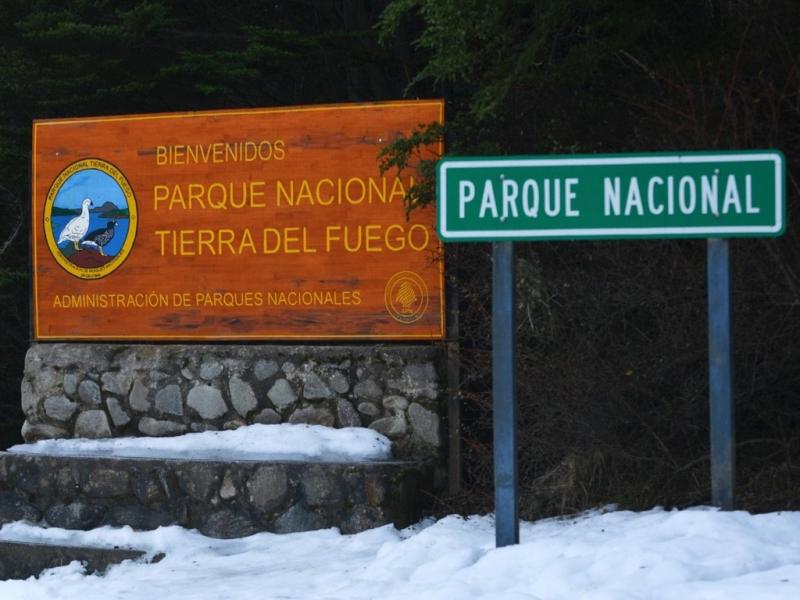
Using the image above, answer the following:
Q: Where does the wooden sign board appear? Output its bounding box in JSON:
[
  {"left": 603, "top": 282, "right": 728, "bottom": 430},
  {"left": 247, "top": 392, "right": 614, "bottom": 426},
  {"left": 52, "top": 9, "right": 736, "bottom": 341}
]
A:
[{"left": 32, "top": 100, "right": 444, "bottom": 340}]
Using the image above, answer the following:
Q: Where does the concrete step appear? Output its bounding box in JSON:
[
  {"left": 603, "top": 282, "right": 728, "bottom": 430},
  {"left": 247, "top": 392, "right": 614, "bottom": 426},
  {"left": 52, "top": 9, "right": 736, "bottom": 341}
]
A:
[
  {"left": 0, "top": 452, "right": 431, "bottom": 538},
  {"left": 0, "top": 539, "right": 155, "bottom": 580}
]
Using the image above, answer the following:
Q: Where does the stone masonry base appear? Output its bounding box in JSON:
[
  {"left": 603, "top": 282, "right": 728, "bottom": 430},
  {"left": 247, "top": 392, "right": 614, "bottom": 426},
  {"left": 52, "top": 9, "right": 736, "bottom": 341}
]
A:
[
  {"left": 0, "top": 452, "right": 430, "bottom": 538},
  {"left": 21, "top": 344, "right": 444, "bottom": 463}
]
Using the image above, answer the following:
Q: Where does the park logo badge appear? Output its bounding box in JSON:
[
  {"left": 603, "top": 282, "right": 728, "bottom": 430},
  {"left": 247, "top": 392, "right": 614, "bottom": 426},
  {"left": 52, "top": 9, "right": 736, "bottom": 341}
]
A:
[
  {"left": 44, "top": 158, "right": 137, "bottom": 279},
  {"left": 384, "top": 271, "right": 428, "bottom": 324}
]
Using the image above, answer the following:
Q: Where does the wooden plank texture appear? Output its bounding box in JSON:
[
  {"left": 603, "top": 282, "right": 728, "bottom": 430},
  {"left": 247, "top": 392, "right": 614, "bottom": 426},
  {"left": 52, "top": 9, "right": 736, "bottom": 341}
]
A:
[{"left": 32, "top": 100, "right": 444, "bottom": 340}]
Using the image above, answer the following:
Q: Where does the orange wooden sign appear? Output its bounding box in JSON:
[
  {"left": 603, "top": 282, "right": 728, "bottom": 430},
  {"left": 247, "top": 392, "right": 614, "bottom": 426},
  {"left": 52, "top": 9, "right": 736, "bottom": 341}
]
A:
[{"left": 32, "top": 100, "right": 444, "bottom": 340}]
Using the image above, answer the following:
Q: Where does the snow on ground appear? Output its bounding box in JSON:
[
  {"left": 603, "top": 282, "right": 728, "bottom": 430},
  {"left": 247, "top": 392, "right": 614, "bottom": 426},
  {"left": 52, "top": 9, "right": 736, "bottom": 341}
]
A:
[
  {"left": 1, "top": 508, "right": 800, "bottom": 599},
  {"left": 7, "top": 424, "right": 392, "bottom": 462}
]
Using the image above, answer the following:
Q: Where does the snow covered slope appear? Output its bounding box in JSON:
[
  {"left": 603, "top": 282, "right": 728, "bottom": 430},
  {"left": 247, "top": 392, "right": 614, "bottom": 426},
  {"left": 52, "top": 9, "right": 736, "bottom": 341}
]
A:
[{"left": 1, "top": 508, "right": 799, "bottom": 599}]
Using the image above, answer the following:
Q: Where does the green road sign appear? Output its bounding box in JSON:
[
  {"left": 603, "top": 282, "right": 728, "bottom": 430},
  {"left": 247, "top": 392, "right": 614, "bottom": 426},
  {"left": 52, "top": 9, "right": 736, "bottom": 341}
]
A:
[{"left": 437, "top": 151, "right": 785, "bottom": 241}]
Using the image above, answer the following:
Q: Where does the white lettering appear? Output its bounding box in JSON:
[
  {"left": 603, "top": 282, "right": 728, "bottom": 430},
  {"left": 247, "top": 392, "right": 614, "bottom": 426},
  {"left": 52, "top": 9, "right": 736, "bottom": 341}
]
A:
[
  {"left": 667, "top": 176, "right": 675, "bottom": 215},
  {"left": 479, "top": 180, "right": 498, "bottom": 218},
  {"left": 522, "top": 180, "right": 539, "bottom": 217},
  {"left": 624, "top": 178, "right": 644, "bottom": 216},
  {"left": 565, "top": 178, "right": 579, "bottom": 217},
  {"left": 647, "top": 176, "right": 665, "bottom": 215},
  {"left": 679, "top": 176, "right": 696, "bottom": 214},
  {"left": 501, "top": 179, "right": 519, "bottom": 220},
  {"left": 745, "top": 174, "right": 759, "bottom": 214},
  {"left": 722, "top": 175, "right": 742, "bottom": 214},
  {"left": 458, "top": 180, "right": 475, "bottom": 219},
  {"left": 701, "top": 174, "right": 719, "bottom": 216},
  {"left": 544, "top": 179, "right": 560, "bottom": 217},
  {"left": 604, "top": 177, "right": 621, "bottom": 216}
]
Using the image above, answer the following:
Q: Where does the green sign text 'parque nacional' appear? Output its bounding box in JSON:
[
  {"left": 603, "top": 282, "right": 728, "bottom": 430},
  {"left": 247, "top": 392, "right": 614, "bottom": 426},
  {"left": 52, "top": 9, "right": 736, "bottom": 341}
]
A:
[{"left": 437, "top": 151, "right": 785, "bottom": 241}]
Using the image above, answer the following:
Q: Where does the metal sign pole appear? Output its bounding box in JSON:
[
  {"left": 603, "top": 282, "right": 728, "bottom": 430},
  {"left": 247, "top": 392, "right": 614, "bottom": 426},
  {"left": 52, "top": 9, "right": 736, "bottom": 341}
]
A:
[
  {"left": 707, "top": 238, "right": 735, "bottom": 510},
  {"left": 492, "top": 241, "right": 519, "bottom": 546}
]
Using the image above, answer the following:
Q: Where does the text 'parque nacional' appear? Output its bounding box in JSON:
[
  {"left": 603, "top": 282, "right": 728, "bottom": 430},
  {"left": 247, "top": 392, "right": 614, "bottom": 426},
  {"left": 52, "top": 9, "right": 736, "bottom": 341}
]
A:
[
  {"left": 32, "top": 100, "right": 445, "bottom": 340},
  {"left": 437, "top": 151, "right": 784, "bottom": 241}
]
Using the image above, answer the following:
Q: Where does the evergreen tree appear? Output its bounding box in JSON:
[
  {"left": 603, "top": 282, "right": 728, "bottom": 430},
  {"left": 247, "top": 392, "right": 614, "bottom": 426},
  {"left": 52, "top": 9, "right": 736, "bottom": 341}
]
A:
[
  {"left": 0, "top": 0, "right": 404, "bottom": 446},
  {"left": 379, "top": 0, "right": 800, "bottom": 514}
]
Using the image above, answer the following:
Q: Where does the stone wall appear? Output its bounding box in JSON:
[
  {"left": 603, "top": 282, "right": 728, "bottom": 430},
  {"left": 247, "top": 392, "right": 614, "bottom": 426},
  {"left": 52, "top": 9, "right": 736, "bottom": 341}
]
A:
[
  {"left": 20, "top": 344, "right": 444, "bottom": 462},
  {"left": 0, "top": 452, "right": 429, "bottom": 537}
]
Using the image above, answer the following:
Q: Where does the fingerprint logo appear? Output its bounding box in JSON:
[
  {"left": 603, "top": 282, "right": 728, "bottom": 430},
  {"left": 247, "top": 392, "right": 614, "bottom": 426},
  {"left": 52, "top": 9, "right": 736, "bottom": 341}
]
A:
[{"left": 384, "top": 271, "right": 428, "bottom": 324}]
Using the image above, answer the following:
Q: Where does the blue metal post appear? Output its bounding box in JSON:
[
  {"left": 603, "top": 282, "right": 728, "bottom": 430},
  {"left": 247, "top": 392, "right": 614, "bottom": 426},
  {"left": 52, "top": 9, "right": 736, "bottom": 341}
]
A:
[
  {"left": 707, "top": 238, "right": 735, "bottom": 510},
  {"left": 493, "top": 241, "right": 519, "bottom": 546}
]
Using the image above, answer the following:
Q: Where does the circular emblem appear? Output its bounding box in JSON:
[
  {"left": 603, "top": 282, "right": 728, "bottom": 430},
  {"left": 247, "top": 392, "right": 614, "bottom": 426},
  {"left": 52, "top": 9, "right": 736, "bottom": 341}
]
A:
[
  {"left": 44, "top": 158, "right": 137, "bottom": 280},
  {"left": 384, "top": 271, "right": 429, "bottom": 324}
]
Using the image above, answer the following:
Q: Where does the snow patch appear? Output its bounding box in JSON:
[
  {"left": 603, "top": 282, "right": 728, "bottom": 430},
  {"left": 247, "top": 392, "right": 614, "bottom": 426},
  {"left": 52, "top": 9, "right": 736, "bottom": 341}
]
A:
[
  {"left": 7, "top": 423, "right": 392, "bottom": 462},
  {"left": 1, "top": 509, "right": 800, "bottom": 599}
]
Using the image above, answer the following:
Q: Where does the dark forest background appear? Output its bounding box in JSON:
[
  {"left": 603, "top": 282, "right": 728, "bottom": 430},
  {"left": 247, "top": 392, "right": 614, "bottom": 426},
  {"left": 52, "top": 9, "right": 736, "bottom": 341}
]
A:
[{"left": 1, "top": 0, "right": 799, "bottom": 518}]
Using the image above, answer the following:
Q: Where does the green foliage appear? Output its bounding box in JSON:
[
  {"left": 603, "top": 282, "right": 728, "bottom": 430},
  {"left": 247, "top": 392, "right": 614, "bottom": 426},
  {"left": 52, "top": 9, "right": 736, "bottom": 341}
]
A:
[
  {"left": 379, "top": 0, "right": 702, "bottom": 119},
  {"left": 378, "top": 121, "right": 443, "bottom": 213},
  {"left": 376, "top": 0, "right": 716, "bottom": 206},
  {"left": 0, "top": 269, "right": 27, "bottom": 287},
  {"left": 379, "top": 0, "right": 800, "bottom": 517}
]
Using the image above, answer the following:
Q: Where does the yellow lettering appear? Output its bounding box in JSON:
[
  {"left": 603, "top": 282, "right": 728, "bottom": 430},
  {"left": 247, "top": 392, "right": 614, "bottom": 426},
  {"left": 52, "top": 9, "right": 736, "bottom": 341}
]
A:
[
  {"left": 154, "top": 230, "right": 170, "bottom": 255},
  {"left": 276, "top": 180, "right": 294, "bottom": 206},
  {"left": 325, "top": 225, "right": 341, "bottom": 252},
  {"left": 225, "top": 143, "right": 238, "bottom": 163},
  {"left": 283, "top": 227, "right": 300, "bottom": 253},
  {"left": 369, "top": 177, "right": 387, "bottom": 204},
  {"left": 179, "top": 229, "right": 195, "bottom": 255},
  {"left": 239, "top": 228, "right": 256, "bottom": 254},
  {"left": 302, "top": 227, "right": 317, "bottom": 253},
  {"left": 173, "top": 145, "right": 185, "bottom": 165},
  {"left": 364, "top": 225, "right": 382, "bottom": 252},
  {"left": 343, "top": 225, "right": 362, "bottom": 253},
  {"left": 198, "top": 229, "right": 215, "bottom": 255},
  {"left": 257, "top": 141, "right": 272, "bottom": 161},
  {"left": 385, "top": 224, "right": 405, "bottom": 251},
  {"left": 316, "top": 179, "right": 334, "bottom": 205},
  {"left": 345, "top": 177, "right": 366, "bottom": 204},
  {"left": 389, "top": 177, "right": 407, "bottom": 203},
  {"left": 263, "top": 228, "right": 280, "bottom": 254},
  {"left": 218, "top": 229, "right": 235, "bottom": 254},
  {"left": 250, "top": 181, "right": 266, "bottom": 207},
  {"left": 207, "top": 182, "right": 227, "bottom": 209},
  {"left": 199, "top": 143, "right": 212, "bottom": 163},
  {"left": 169, "top": 184, "right": 187, "bottom": 210},
  {"left": 154, "top": 184, "right": 169, "bottom": 210},
  {"left": 187, "top": 183, "right": 206, "bottom": 209},
  {"left": 229, "top": 182, "right": 246, "bottom": 209},
  {"left": 408, "top": 224, "right": 429, "bottom": 251},
  {"left": 296, "top": 180, "right": 314, "bottom": 206}
]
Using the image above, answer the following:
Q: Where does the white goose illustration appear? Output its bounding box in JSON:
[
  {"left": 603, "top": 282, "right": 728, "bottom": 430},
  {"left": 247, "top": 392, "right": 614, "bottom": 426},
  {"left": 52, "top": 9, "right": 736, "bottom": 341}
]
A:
[{"left": 57, "top": 197, "right": 93, "bottom": 250}]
